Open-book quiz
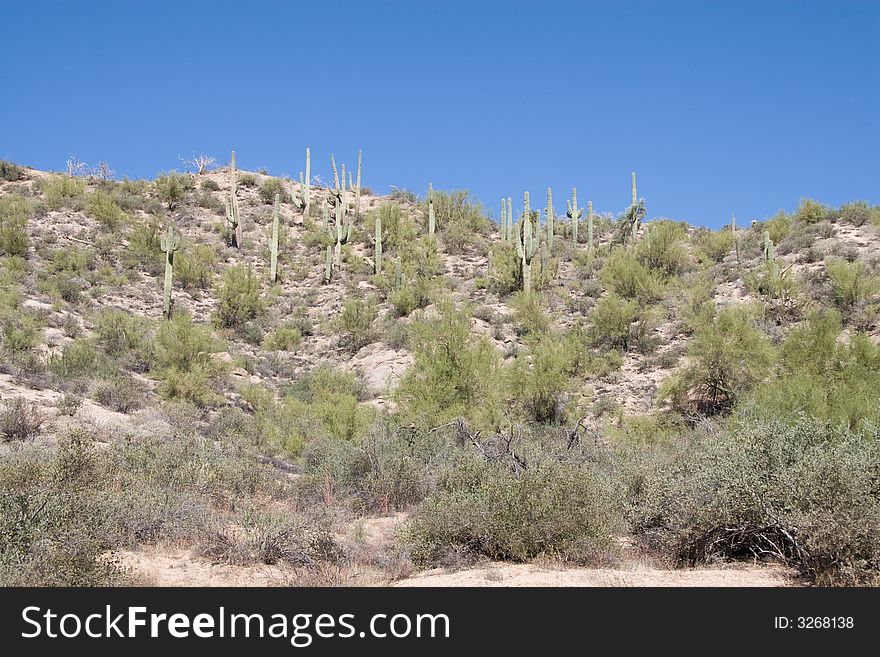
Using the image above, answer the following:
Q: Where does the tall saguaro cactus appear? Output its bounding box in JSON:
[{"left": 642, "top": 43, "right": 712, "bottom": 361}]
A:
[
  {"left": 546, "top": 187, "right": 554, "bottom": 249},
  {"left": 507, "top": 197, "right": 513, "bottom": 243},
  {"left": 427, "top": 183, "right": 436, "bottom": 235},
  {"left": 566, "top": 187, "right": 583, "bottom": 245},
  {"left": 328, "top": 156, "right": 354, "bottom": 268},
  {"left": 587, "top": 200, "right": 594, "bottom": 253},
  {"left": 516, "top": 192, "right": 538, "bottom": 294},
  {"left": 160, "top": 223, "right": 181, "bottom": 319},
  {"left": 763, "top": 230, "right": 775, "bottom": 262},
  {"left": 627, "top": 172, "right": 646, "bottom": 243},
  {"left": 269, "top": 194, "right": 280, "bottom": 283},
  {"left": 225, "top": 150, "right": 242, "bottom": 248},
  {"left": 353, "top": 149, "right": 362, "bottom": 220},
  {"left": 500, "top": 198, "right": 508, "bottom": 242},
  {"left": 293, "top": 147, "right": 311, "bottom": 218},
  {"left": 373, "top": 212, "right": 383, "bottom": 274}
]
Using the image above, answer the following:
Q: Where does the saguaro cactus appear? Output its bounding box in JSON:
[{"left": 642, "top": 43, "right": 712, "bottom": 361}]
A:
[
  {"left": 328, "top": 157, "right": 353, "bottom": 268},
  {"left": 516, "top": 192, "right": 539, "bottom": 294},
  {"left": 587, "top": 200, "right": 594, "bottom": 252},
  {"left": 507, "top": 197, "right": 513, "bottom": 243},
  {"left": 427, "top": 183, "right": 436, "bottom": 235},
  {"left": 160, "top": 223, "right": 181, "bottom": 319},
  {"left": 373, "top": 212, "right": 383, "bottom": 274},
  {"left": 225, "top": 150, "right": 242, "bottom": 248},
  {"left": 324, "top": 245, "right": 333, "bottom": 283},
  {"left": 353, "top": 149, "right": 362, "bottom": 220},
  {"left": 500, "top": 198, "right": 508, "bottom": 242},
  {"left": 628, "top": 172, "right": 646, "bottom": 243},
  {"left": 763, "top": 230, "right": 775, "bottom": 262},
  {"left": 292, "top": 147, "right": 311, "bottom": 218},
  {"left": 566, "top": 187, "right": 583, "bottom": 245},
  {"left": 394, "top": 255, "right": 402, "bottom": 290},
  {"left": 269, "top": 194, "right": 280, "bottom": 282},
  {"left": 546, "top": 187, "right": 554, "bottom": 249}
]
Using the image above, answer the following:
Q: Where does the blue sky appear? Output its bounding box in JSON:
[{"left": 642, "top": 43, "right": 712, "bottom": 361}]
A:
[{"left": 1, "top": 0, "right": 877, "bottom": 227}]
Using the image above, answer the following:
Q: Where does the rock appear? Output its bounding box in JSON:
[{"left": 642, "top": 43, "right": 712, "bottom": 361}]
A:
[{"left": 348, "top": 346, "right": 413, "bottom": 393}]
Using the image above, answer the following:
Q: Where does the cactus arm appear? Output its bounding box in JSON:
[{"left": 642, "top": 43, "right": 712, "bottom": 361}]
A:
[
  {"left": 324, "top": 244, "right": 333, "bottom": 283},
  {"left": 330, "top": 154, "right": 340, "bottom": 193}
]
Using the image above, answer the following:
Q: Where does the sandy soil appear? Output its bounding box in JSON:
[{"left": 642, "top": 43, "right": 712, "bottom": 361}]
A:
[{"left": 394, "top": 562, "right": 802, "bottom": 587}]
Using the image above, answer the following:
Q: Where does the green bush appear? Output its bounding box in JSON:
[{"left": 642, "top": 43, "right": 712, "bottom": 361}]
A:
[
  {"left": 85, "top": 190, "right": 126, "bottom": 229},
  {"left": 695, "top": 228, "right": 735, "bottom": 263},
  {"left": 40, "top": 175, "right": 85, "bottom": 210},
  {"left": 124, "top": 215, "right": 163, "bottom": 272},
  {"left": 591, "top": 293, "right": 639, "bottom": 349},
  {"left": 388, "top": 277, "right": 432, "bottom": 317},
  {"left": 762, "top": 210, "right": 791, "bottom": 245},
  {"left": 48, "top": 339, "right": 100, "bottom": 380},
  {"left": 430, "top": 190, "right": 490, "bottom": 253},
  {"left": 838, "top": 201, "right": 880, "bottom": 227},
  {"left": 740, "top": 310, "right": 880, "bottom": 428},
  {"left": 659, "top": 305, "right": 774, "bottom": 414},
  {"left": 154, "top": 172, "right": 192, "bottom": 211},
  {"left": 600, "top": 247, "right": 663, "bottom": 303},
  {"left": 214, "top": 265, "right": 263, "bottom": 329},
  {"left": 405, "top": 452, "right": 620, "bottom": 566},
  {"left": 262, "top": 323, "right": 303, "bottom": 352},
  {"left": 0, "top": 194, "right": 31, "bottom": 257},
  {"left": 824, "top": 258, "right": 880, "bottom": 310},
  {"left": 0, "top": 160, "right": 24, "bottom": 181},
  {"left": 395, "top": 302, "right": 503, "bottom": 430},
  {"left": 509, "top": 291, "right": 550, "bottom": 336},
  {"left": 93, "top": 309, "right": 154, "bottom": 370},
  {"left": 509, "top": 333, "right": 575, "bottom": 422},
  {"left": 794, "top": 198, "right": 831, "bottom": 224},
  {"left": 257, "top": 177, "right": 287, "bottom": 204},
  {"left": 1, "top": 398, "right": 46, "bottom": 441},
  {"left": 636, "top": 221, "right": 689, "bottom": 276},
  {"left": 630, "top": 416, "right": 880, "bottom": 585},
  {"left": 176, "top": 244, "right": 217, "bottom": 290},
  {"left": 336, "top": 296, "right": 378, "bottom": 352}
]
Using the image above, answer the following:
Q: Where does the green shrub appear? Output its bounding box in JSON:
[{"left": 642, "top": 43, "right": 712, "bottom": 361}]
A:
[
  {"left": 154, "top": 172, "right": 191, "bottom": 211},
  {"left": 824, "top": 258, "right": 880, "bottom": 309},
  {"left": 659, "top": 305, "right": 774, "bottom": 414},
  {"left": 600, "top": 247, "right": 663, "bottom": 303},
  {"left": 201, "top": 179, "right": 220, "bottom": 192},
  {"left": 336, "top": 296, "right": 378, "bottom": 352},
  {"left": 794, "top": 198, "right": 831, "bottom": 224},
  {"left": 636, "top": 221, "right": 688, "bottom": 276},
  {"left": 695, "top": 228, "right": 735, "bottom": 263},
  {"left": 510, "top": 333, "right": 575, "bottom": 422},
  {"left": 124, "top": 215, "right": 163, "bottom": 272},
  {"left": 41, "top": 175, "right": 85, "bottom": 210},
  {"left": 0, "top": 194, "right": 31, "bottom": 257},
  {"left": 838, "top": 201, "right": 880, "bottom": 227},
  {"left": 395, "top": 302, "right": 503, "bottom": 430},
  {"left": 257, "top": 177, "right": 287, "bottom": 204},
  {"left": 591, "top": 294, "right": 639, "bottom": 349},
  {"left": 262, "top": 323, "right": 303, "bottom": 352},
  {"left": 93, "top": 309, "right": 154, "bottom": 369},
  {"left": 86, "top": 190, "right": 126, "bottom": 229},
  {"left": 154, "top": 313, "right": 224, "bottom": 406},
  {"left": 762, "top": 210, "right": 791, "bottom": 245},
  {"left": 176, "top": 244, "right": 217, "bottom": 289},
  {"left": 92, "top": 372, "right": 146, "bottom": 413},
  {"left": 631, "top": 416, "right": 880, "bottom": 585},
  {"left": 740, "top": 310, "right": 880, "bottom": 428},
  {"left": 0, "top": 160, "right": 24, "bottom": 181},
  {"left": 509, "top": 291, "right": 550, "bottom": 336},
  {"left": 1, "top": 398, "right": 46, "bottom": 441},
  {"left": 214, "top": 265, "right": 263, "bottom": 329},
  {"left": 48, "top": 340, "right": 100, "bottom": 380},
  {"left": 364, "top": 203, "right": 417, "bottom": 254},
  {"left": 405, "top": 452, "right": 620, "bottom": 566},
  {"left": 431, "top": 190, "right": 490, "bottom": 253},
  {"left": 388, "top": 277, "right": 432, "bottom": 317}
]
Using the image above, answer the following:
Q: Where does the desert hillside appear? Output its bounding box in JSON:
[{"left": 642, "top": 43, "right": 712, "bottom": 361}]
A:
[{"left": 0, "top": 154, "right": 878, "bottom": 586}]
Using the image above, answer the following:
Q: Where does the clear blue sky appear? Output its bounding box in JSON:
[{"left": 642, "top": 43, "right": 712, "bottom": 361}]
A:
[{"left": 1, "top": 0, "right": 877, "bottom": 227}]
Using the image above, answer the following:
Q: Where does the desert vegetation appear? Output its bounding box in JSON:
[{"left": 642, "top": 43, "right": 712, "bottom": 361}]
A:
[{"left": 1, "top": 153, "right": 879, "bottom": 586}]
